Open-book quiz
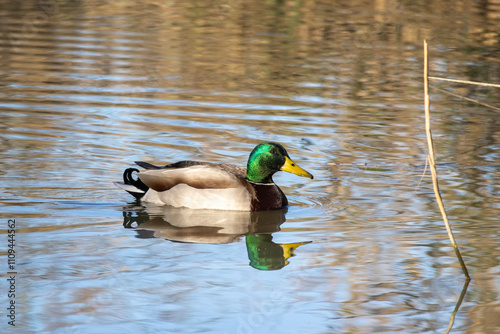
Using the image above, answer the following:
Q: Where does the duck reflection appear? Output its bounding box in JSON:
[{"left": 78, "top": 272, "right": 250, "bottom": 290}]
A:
[
  {"left": 122, "top": 204, "right": 311, "bottom": 270},
  {"left": 246, "top": 234, "right": 311, "bottom": 270}
]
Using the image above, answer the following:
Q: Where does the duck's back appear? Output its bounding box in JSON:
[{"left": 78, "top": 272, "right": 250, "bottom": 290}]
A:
[{"left": 137, "top": 162, "right": 252, "bottom": 210}]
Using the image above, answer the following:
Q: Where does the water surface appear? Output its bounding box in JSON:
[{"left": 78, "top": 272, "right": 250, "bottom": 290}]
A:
[{"left": 1, "top": 1, "right": 500, "bottom": 333}]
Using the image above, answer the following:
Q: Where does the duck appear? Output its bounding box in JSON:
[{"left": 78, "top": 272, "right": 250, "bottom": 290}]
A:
[{"left": 115, "top": 142, "right": 313, "bottom": 211}]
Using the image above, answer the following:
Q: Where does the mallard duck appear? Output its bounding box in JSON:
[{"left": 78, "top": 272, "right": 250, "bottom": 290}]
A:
[{"left": 115, "top": 142, "right": 313, "bottom": 211}]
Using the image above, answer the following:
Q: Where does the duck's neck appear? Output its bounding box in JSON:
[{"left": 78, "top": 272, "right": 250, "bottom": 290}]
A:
[
  {"left": 247, "top": 173, "right": 273, "bottom": 184},
  {"left": 246, "top": 164, "right": 274, "bottom": 183}
]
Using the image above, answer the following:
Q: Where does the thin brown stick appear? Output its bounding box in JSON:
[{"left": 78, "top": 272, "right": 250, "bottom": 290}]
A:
[
  {"left": 429, "top": 76, "right": 500, "bottom": 88},
  {"left": 432, "top": 86, "right": 500, "bottom": 112},
  {"left": 423, "top": 40, "right": 470, "bottom": 279},
  {"left": 415, "top": 155, "right": 429, "bottom": 191}
]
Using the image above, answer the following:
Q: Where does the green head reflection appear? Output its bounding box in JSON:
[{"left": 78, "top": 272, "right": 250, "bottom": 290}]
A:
[{"left": 246, "top": 234, "right": 311, "bottom": 270}]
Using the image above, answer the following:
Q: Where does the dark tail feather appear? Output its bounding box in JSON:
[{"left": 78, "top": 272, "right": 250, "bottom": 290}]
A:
[
  {"left": 121, "top": 168, "right": 149, "bottom": 200},
  {"left": 134, "top": 161, "right": 162, "bottom": 170}
]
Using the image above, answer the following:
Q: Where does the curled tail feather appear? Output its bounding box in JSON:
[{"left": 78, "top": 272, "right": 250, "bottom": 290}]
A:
[{"left": 115, "top": 168, "right": 150, "bottom": 200}]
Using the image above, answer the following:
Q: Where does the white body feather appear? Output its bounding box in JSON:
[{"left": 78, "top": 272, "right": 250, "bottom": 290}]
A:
[
  {"left": 138, "top": 165, "right": 253, "bottom": 211},
  {"left": 142, "top": 185, "right": 252, "bottom": 210}
]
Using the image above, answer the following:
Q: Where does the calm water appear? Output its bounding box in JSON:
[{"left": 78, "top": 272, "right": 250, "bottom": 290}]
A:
[{"left": 1, "top": 0, "right": 500, "bottom": 333}]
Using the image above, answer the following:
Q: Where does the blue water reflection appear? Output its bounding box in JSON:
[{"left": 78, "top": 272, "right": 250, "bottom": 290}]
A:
[{"left": 1, "top": 0, "right": 500, "bottom": 333}]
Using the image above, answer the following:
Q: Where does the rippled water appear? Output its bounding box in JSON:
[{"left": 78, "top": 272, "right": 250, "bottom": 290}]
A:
[{"left": 1, "top": 1, "right": 500, "bottom": 333}]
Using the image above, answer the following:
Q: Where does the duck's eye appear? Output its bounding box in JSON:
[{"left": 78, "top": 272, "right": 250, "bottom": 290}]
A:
[{"left": 270, "top": 149, "right": 276, "bottom": 155}]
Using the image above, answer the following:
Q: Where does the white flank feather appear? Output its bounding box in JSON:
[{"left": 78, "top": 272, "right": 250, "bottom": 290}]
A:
[{"left": 142, "top": 184, "right": 252, "bottom": 211}]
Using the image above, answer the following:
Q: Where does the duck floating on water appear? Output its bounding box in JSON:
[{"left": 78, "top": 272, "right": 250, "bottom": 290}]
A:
[{"left": 115, "top": 142, "right": 313, "bottom": 211}]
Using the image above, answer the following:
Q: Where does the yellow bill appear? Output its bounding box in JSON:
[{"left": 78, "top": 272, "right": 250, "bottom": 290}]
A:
[
  {"left": 280, "top": 241, "right": 312, "bottom": 259},
  {"left": 280, "top": 156, "right": 314, "bottom": 179}
]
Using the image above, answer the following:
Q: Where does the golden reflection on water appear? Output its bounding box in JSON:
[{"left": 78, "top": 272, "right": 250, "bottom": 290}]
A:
[{"left": 1, "top": 0, "right": 500, "bottom": 333}]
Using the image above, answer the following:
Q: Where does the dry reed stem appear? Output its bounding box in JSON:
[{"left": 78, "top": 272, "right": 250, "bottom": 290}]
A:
[
  {"left": 429, "top": 76, "right": 500, "bottom": 88},
  {"left": 432, "top": 86, "right": 500, "bottom": 112},
  {"left": 423, "top": 40, "right": 470, "bottom": 279},
  {"left": 415, "top": 156, "right": 429, "bottom": 190}
]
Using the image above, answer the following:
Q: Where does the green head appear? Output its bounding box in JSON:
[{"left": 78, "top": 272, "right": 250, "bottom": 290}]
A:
[{"left": 246, "top": 142, "right": 314, "bottom": 183}]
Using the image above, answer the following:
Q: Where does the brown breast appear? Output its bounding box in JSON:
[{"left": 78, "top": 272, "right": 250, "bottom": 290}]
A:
[{"left": 250, "top": 183, "right": 288, "bottom": 211}]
